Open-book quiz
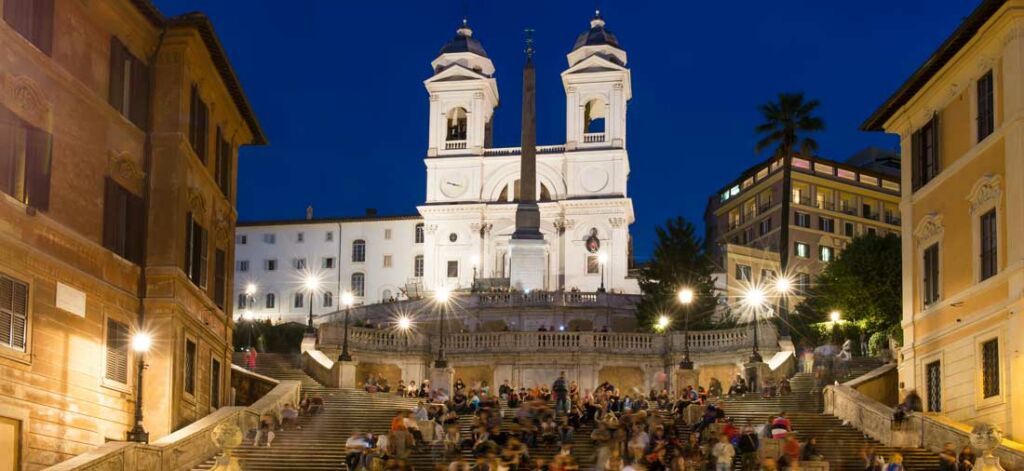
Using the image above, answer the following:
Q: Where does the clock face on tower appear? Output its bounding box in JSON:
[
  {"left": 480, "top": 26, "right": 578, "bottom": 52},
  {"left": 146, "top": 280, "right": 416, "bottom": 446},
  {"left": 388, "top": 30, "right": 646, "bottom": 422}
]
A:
[{"left": 439, "top": 172, "right": 468, "bottom": 198}]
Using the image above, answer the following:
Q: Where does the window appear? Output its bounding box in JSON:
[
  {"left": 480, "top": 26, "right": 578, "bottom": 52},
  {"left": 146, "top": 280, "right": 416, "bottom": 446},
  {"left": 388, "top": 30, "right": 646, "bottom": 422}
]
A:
[
  {"left": 210, "top": 358, "right": 221, "bottom": 408},
  {"left": 926, "top": 361, "right": 941, "bottom": 412},
  {"left": 2, "top": 0, "right": 54, "bottom": 54},
  {"left": 265, "top": 293, "right": 276, "bottom": 309},
  {"left": 758, "top": 218, "right": 771, "bottom": 236},
  {"left": 794, "top": 212, "right": 810, "bottom": 228},
  {"left": 586, "top": 255, "right": 600, "bottom": 275},
  {"left": 796, "top": 273, "right": 811, "bottom": 293},
  {"left": 238, "top": 260, "right": 249, "bottom": 272},
  {"left": 982, "top": 339, "right": 1000, "bottom": 398},
  {"left": 844, "top": 222, "right": 855, "bottom": 237},
  {"left": 188, "top": 85, "right": 208, "bottom": 163},
  {"left": 294, "top": 258, "right": 307, "bottom": 270},
  {"left": 735, "top": 264, "right": 752, "bottom": 282},
  {"left": 184, "top": 213, "right": 208, "bottom": 289},
  {"left": 184, "top": 339, "right": 196, "bottom": 395},
  {"left": 383, "top": 255, "right": 392, "bottom": 268},
  {"left": 293, "top": 292, "right": 304, "bottom": 308},
  {"left": 820, "top": 246, "right": 834, "bottom": 262},
  {"left": 215, "top": 128, "right": 231, "bottom": 197},
  {"left": 326, "top": 231, "right": 334, "bottom": 242},
  {"left": 352, "top": 239, "right": 366, "bottom": 262},
  {"left": 265, "top": 259, "right": 277, "bottom": 271},
  {"left": 104, "top": 319, "right": 129, "bottom": 384},
  {"left": 352, "top": 273, "right": 365, "bottom": 297},
  {"left": 911, "top": 116, "right": 939, "bottom": 191},
  {"left": 977, "top": 71, "right": 994, "bottom": 141},
  {"left": 819, "top": 217, "right": 835, "bottom": 233},
  {"left": 446, "top": 107, "right": 468, "bottom": 141},
  {"left": 237, "top": 293, "right": 247, "bottom": 309},
  {"left": 236, "top": 234, "right": 247, "bottom": 244},
  {"left": 414, "top": 255, "right": 424, "bottom": 277},
  {"left": 923, "top": 243, "right": 940, "bottom": 307},
  {"left": 296, "top": 232, "right": 304, "bottom": 243},
  {"left": 323, "top": 291, "right": 333, "bottom": 308},
  {"left": 214, "top": 249, "right": 226, "bottom": 309},
  {"left": 384, "top": 229, "right": 392, "bottom": 240},
  {"left": 263, "top": 233, "right": 275, "bottom": 244},
  {"left": 867, "top": 227, "right": 877, "bottom": 236},
  {"left": 980, "top": 209, "right": 997, "bottom": 280},
  {"left": 415, "top": 224, "right": 424, "bottom": 244},
  {"left": 0, "top": 103, "right": 52, "bottom": 210},
  {"left": 102, "top": 178, "right": 144, "bottom": 264},
  {"left": 761, "top": 269, "right": 776, "bottom": 282},
  {"left": 447, "top": 261, "right": 459, "bottom": 278},
  {"left": 108, "top": 38, "right": 150, "bottom": 128},
  {"left": 322, "top": 257, "right": 335, "bottom": 269},
  {"left": 795, "top": 242, "right": 810, "bottom": 258}
]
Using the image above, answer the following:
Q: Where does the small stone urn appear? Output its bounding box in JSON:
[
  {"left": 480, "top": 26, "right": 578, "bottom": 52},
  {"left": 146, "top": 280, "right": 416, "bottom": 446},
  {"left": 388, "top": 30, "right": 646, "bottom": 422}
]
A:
[
  {"left": 209, "top": 421, "right": 244, "bottom": 471},
  {"left": 970, "top": 423, "right": 1006, "bottom": 471}
]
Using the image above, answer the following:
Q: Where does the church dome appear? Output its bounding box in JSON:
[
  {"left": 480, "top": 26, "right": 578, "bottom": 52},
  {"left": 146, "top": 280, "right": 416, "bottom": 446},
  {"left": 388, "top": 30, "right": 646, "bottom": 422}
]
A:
[
  {"left": 439, "top": 19, "right": 488, "bottom": 58},
  {"left": 572, "top": 11, "right": 622, "bottom": 51}
]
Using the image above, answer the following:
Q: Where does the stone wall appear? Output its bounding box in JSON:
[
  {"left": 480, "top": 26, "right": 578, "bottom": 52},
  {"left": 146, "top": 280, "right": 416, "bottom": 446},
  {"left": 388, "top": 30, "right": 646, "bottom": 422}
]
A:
[
  {"left": 598, "top": 366, "right": 645, "bottom": 392},
  {"left": 846, "top": 363, "right": 899, "bottom": 407},
  {"left": 356, "top": 363, "right": 403, "bottom": 389},
  {"left": 453, "top": 365, "right": 496, "bottom": 389}
]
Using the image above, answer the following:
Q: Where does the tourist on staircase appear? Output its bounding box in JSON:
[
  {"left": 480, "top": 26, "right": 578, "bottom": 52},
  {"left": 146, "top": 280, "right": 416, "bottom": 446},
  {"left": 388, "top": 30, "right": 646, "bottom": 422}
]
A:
[
  {"left": 737, "top": 424, "right": 759, "bottom": 471},
  {"left": 958, "top": 444, "right": 976, "bottom": 471},
  {"left": 710, "top": 434, "right": 735, "bottom": 471}
]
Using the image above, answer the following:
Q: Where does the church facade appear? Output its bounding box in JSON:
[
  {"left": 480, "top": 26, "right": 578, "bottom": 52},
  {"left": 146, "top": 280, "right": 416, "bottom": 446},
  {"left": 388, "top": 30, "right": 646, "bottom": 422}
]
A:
[{"left": 236, "top": 14, "right": 639, "bottom": 322}]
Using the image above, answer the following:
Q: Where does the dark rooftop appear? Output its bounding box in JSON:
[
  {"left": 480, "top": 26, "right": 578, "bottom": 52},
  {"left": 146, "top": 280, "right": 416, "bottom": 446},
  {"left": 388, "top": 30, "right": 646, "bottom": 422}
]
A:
[
  {"left": 572, "top": 11, "right": 622, "bottom": 52},
  {"left": 439, "top": 20, "right": 488, "bottom": 58}
]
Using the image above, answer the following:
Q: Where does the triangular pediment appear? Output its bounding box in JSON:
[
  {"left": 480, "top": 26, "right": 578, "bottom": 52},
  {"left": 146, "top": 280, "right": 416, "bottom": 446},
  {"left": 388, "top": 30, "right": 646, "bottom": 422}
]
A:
[
  {"left": 425, "top": 63, "right": 489, "bottom": 84},
  {"left": 562, "top": 54, "right": 627, "bottom": 75}
]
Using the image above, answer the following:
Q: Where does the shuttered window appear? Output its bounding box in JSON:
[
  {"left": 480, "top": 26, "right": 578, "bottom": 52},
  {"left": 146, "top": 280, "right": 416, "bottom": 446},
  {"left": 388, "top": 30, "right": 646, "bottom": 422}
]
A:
[
  {"left": 0, "top": 104, "right": 52, "bottom": 211},
  {"left": 0, "top": 274, "right": 28, "bottom": 351},
  {"left": 923, "top": 243, "right": 940, "bottom": 307},
  {"left": 982, "top": 339, "right": 1000, "bottom": 398},
  {"left": 184, "top": 339, "right": 196, "bottom": 395},
  {"left": 188, "top": 85, "right": 208, "bottom": 163},
  {"left": 977, "top": 71, "right": 994, "bottom": 141},
  {"left": 980, "top": 209, "right": 997, "bottom": 280},
  {"left": 210, "top": 358, "right": 221, "bottom": 408},
  {"left": 215, "top": 127, "right": 232, "bottom": 198},
  {"left": 911, "top": 115, "right": 940, "bottom": 191},
  {"left": 214, "top": 249, "right": 226, "bottom": 309},
  {"left": 102, "top": 178, "right": 144, "bottom": 264},
  {"left": 107, "top": 38, "right": 150, "bottom": 129},
  {"left": 184, "top": 213, "right": 208, "bottom": 289},
  {"left": 2, "top": 0, "right": 54, "bottom": 55},
  {"left": 104, "top": 319, "right": 129, "bottom": 383}
]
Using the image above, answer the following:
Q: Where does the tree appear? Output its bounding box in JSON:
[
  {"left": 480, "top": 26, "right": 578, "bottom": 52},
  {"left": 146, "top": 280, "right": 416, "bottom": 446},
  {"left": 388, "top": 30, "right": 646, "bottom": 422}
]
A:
[
  {"left": 794, "top": 233, "right": 902, "bottom": 337},
  {"left": 636, "top": 217, "right": 721, "bottom": 331},
  {"left": 755, "top": 92, "right": 825, "bottom": 157}
]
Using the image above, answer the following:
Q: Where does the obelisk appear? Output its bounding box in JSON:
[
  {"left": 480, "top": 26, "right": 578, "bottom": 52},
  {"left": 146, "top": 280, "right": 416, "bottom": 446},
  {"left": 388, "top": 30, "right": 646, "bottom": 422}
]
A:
[{"left": 509, "top": 29, "right": 547, "bottom": 291}]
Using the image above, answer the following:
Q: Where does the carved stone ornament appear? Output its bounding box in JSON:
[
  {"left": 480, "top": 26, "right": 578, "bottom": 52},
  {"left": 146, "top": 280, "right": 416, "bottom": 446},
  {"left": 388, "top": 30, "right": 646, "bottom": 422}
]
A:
[
  {"left": 913, "top": 212, "right": 944, "bottom": 243},
  {"left": 425, "top": 224, "right": 439, "bottom": 235},
  {"left": 970, "top": 423, "right": 1006, "bottom": 471},
  {"left": 1, "top": 73, "right": 51, "bottom": 129},
  {"left": 214, "top": 209, "right": 231, "bottom": 245},
  {"left": 967, "top": 174, "right": 1001, "bottom": 215},
  {"left": 210, "top": 420, "right": 244, "bottom": 471},
  {"left": 108, "top": 151, "right": 146, "bottom": 183},
  {"left": 608, "top": 217, "right": 626, "bottom": 228},
  {"left": 188, "top": 187, "right": 207, "bottom": 215}
]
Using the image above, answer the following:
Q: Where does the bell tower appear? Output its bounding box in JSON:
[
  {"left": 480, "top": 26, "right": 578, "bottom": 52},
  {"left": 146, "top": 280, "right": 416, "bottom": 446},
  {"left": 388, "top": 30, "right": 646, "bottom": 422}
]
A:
[
  {"left": 425, "top": 19, "right": 499, "bottom": 156},
  {"left": 562, "top": 11, "right": 632, "bottom": 150}
]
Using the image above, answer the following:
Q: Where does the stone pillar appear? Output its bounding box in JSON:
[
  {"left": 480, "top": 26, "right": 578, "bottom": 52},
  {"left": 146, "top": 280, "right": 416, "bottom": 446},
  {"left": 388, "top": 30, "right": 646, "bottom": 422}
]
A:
[
  {"left": 334, "top": 360, "right": 357, "bottom": 389},
  {"left": 510, "top": 239, "right": 547, "bottom": 292},
  {"left": 431, "top": 366, "right": 455, "bottom": 395},
  {"left": 676, "top": 368, "right": 701, "bottom": 392},
  {"left": 744, "top": 362, "right": 771, "bottom": 393}
]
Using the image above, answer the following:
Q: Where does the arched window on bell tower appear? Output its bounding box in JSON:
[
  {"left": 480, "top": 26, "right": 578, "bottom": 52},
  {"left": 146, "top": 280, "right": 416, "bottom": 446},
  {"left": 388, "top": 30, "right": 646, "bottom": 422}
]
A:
[
  {"left": 583, "top": 99, "right": 606, "bottom": 141},
  {"left": 446, "top": 107, "right": 468, "bottom": 143}
]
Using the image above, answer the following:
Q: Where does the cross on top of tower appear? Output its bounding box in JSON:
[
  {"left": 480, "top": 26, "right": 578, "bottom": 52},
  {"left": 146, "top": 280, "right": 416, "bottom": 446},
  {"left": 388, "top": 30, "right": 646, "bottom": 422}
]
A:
[{"left": 524, "top": 27, "right": 535, "bottom": 59}]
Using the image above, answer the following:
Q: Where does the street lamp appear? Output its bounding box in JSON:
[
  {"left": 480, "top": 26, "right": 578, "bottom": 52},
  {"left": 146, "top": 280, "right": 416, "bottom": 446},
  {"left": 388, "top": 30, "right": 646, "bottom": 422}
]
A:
[
  {"left": 434, "top": 288, "right": 451, "bottom": 368},
  {"left": 677, "top": 287, "right": 695, "bottom": 369},
  {"left": 304, "top": 275, "right": 320, "bottom": 333},
  {"left": 743, "top": 287, "right": 767, "bottom": 362},
  {"left": 397, "top": 315, "right": 413, "bottom": 349},
  {"left": 597, "top": 253, "right": 608, "bottom": 293},
  {"left": 829, "top": 310, "right": 842, "bottom": 342},
  {"left": 242, "top": 309, "right": 255, "bottom": 349},
  {"left": 127, "top": 332, "right": 152, "bottom": 443},
  {"left": 471, "top": 255, "right": 480, "bottom": 292},
  {"left": 339, "top": 291, "right": 355, "bottom": 361},
  {"left": 774, "top": 275, "right": 792, "bottom": 340}
]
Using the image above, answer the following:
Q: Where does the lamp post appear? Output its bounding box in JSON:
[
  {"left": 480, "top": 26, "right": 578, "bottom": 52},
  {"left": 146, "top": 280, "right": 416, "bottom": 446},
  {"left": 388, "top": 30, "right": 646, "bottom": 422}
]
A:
[
  {"left": 830, "top": 310, "right": 841, "bottom": 341},
  {"left": 743, "top": 287, "right": 767, "bottom": 363},
  {"left": 434, "top": 288, "right": 450, "bottom": 368},
  {"left": 339, "top": 291, "right": 355, "bottom": 361},
  {"left": 677, "top": 288, "right": 695, "bottom": 369},
  {"left": 397, "top": 316, "right": 412, "bottom": 349},
  {"left": 471, "top": 255, "right": 480, "bottom": 293},
  {"left": 242, "top": 283, "right": 257, "bottom": 349},
  {"left": 597, "top": 253, "right": 608, "bottom": 293},
  {"left": 126, "top": 332, "right": 152, "bottom": 443},
  {"left": 304, "top": 275, "right": 320, "bottom": 333}
]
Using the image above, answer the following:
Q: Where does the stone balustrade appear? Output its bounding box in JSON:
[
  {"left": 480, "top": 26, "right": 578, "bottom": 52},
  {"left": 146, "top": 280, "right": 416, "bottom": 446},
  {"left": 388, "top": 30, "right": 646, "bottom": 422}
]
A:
[{"left": 43, "top": 380, "right": 302, "bottom": 471}]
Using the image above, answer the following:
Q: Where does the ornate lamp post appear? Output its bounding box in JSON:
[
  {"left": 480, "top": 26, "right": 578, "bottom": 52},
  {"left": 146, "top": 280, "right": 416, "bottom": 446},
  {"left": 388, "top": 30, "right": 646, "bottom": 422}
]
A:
[
  {"left": 471, "top": 256, "right": 480, "bottom": 292},
  {"left": 597, "top": 253, "right": 608, "bottom": 293},
  {"left": 677, "top": 287, "right": 695, "bottom": 369},
  {"left": 743, "top": 287, "right": 767, "bottom": 363},
  {"left": 127, "top": 332, "right": 152, "bottom": 443},
  {"left": 434, "top": 288, "right": 451, "bottom": 368},
  {"left": 397, "top": 316, "right": 412, "bottom": 349},
  {"left": 241, "top": 283, "right": 257, "bottom": 349},
  {"left": 339, "top": 292, "right": 355, "bottom": 361},
  {"left": 304, "top": 275, "right": 320, "bottom": 333}
]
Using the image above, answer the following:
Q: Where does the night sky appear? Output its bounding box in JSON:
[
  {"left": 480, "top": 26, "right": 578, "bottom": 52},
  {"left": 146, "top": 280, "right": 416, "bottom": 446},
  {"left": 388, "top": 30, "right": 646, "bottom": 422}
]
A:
[{"left": 154, "top": 0, "right": 977, "bottom": 261}]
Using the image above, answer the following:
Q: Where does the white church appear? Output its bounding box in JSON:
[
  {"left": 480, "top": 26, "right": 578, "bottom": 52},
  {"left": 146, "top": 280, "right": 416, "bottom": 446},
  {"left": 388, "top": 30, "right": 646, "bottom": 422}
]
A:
[{"left": 234, "top": 13, "right": 640, "bottom": 323}]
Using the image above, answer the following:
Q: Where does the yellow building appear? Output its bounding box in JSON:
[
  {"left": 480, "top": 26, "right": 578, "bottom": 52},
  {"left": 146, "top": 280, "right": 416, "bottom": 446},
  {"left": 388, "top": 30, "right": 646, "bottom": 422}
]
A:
[
  {"left": 863, "top": 0, "right": 1024, "bottom": 439},
  {"left": 0, "top": 0, "right": 264, "bottom": 468}
]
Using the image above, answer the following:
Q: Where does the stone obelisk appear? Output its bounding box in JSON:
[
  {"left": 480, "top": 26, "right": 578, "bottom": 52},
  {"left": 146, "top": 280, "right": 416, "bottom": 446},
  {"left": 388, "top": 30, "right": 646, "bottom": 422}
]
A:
[{"left": 510, "top": 29, "right": 547, "bottom": 291}]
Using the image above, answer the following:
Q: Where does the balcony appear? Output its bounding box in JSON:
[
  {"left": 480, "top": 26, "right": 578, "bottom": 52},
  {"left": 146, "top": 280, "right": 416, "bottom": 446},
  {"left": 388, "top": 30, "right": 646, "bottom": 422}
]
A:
[
  {"left": 445, "top": 140, "right": 467, "bottom": 150},
  {"left": 885, "top": 215, "right": 902, "bottom": 225},
  {"left": 794, "top": 196, "right": 812, "bottom": 206},
  {"left": 839, "top": 205, "right": 858, "bottom": 216},
  {"left": 864, "top": 212, "right": 880, "bottom": 221},
  {"left": 817, "top": 200, "right": 835, "bottom": 211},
  {"left": 758, "top": 202, "right": 774, "bottom": 213},
  {"left": 583, "top": 132, "right": 605, "bottom": 143}
]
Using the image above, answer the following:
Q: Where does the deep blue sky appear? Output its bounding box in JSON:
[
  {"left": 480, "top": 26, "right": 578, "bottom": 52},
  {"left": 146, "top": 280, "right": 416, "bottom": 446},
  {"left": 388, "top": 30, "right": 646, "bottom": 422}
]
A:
[{"left": 155, "top": 0, "right": 977, "bottom": 261}]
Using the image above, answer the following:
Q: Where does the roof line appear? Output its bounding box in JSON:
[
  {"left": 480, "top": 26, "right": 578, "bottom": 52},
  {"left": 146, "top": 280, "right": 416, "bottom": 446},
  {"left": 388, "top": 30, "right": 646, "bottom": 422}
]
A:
[
  {"left": 238, "top": 213, "right": 423, "bottom": 227},
  {"left": 862, "top": 0, "right": 1005, "bottom": 131}
]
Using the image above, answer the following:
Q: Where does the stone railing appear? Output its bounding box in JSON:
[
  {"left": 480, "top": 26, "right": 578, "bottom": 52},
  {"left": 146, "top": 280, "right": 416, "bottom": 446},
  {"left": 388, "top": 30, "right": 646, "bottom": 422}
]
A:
[
  {"left": 320, "top": 324, "right": 772, "bottom": 356},
  {"left": 231, "top": 364, "right": 279, "bottom": 406},
  {"left": 44, "top": 380, "right": 301, "bottom": 471},
  {"left": 482, "top": 144, "right": 566, "bottom": 156},
  {"left": 824, "top": 382, "right": 1024, "bottom": 468},
  {"left": 302, "top": 349, "right": 337, "bottom": 387},
  {"left": 583, "top": 132, "right": 605, "bottom": 143}
]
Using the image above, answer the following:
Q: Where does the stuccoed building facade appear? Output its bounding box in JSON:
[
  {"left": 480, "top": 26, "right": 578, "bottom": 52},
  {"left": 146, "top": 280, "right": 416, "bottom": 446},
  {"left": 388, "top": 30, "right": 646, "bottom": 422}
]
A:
[
  {"left": 863, "top": 0, "right": 1024, "bottom": 441},
  {"left": 0, "top": 0, "right": 263, "bottom": 467}
]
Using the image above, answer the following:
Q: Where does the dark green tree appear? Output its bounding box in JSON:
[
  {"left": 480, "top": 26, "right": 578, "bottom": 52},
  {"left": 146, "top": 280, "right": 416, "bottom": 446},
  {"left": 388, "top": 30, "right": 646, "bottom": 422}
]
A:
[
  {"left": 636, "top": 217, "right": 721, "bottom": 331},
  {"left": 794, "top": 233, "right": 902, "bottom": 337},
  {"left": 755, "top": 92, "right": 825, "bottom": 157}
]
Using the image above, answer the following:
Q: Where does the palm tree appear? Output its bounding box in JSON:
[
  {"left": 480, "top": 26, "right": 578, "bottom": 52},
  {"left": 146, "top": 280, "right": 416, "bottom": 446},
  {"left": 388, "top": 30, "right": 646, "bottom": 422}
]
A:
[{"left": 755, "top": 92, "right": 825, "bottom": 157}]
